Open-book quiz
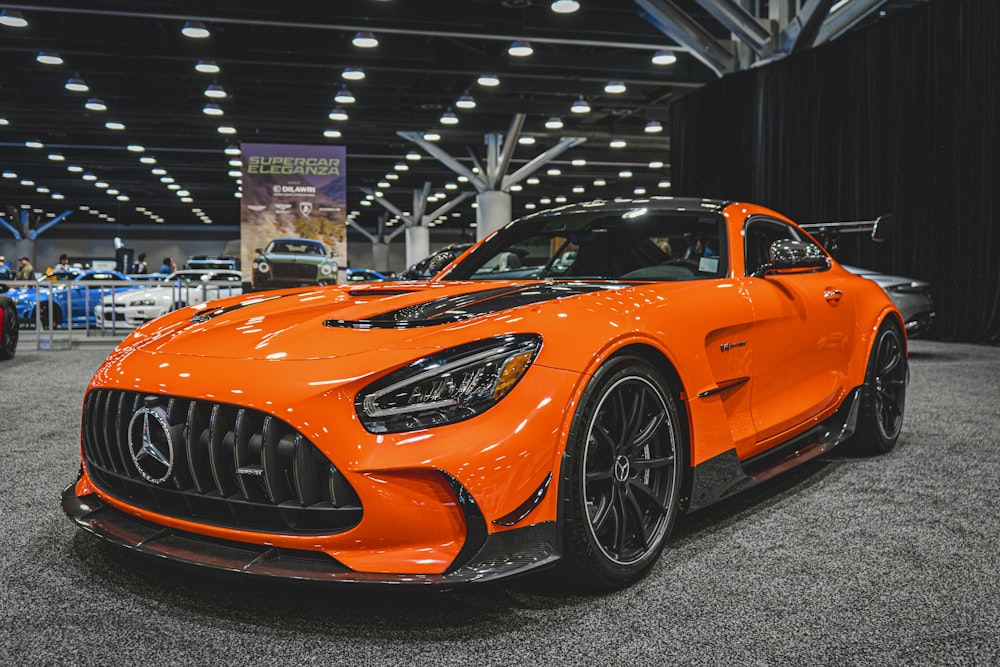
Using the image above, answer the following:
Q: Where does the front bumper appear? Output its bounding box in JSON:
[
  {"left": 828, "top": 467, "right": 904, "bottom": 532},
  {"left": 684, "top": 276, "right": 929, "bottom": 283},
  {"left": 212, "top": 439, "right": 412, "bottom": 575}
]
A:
[{"left": 63, "top": 483, "right": 559, "bottom": 585}]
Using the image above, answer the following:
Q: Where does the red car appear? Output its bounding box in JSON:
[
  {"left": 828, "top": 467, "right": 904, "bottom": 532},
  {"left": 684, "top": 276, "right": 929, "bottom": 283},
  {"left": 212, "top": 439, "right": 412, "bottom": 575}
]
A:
[{"left": 63, "top": 198, "right": 907, "bottom": 590}]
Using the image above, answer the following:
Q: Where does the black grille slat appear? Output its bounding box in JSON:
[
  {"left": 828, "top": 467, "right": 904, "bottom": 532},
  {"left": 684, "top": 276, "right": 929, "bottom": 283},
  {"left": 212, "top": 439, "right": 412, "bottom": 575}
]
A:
[{"left": 80, "top": 389, "right": 362, "bottom": 535}]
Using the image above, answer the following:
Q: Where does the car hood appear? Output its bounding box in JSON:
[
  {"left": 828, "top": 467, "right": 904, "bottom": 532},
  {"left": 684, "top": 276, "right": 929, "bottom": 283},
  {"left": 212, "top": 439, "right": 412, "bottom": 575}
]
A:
[
  {"left": 260, "top": 252, "right": 332, "bottom": 263},
  {"left": 843, "top": 265, "right": 929, "bottom": 289},
  {"left": 124, "top": 280, "right": 632, "bottom": 362}
]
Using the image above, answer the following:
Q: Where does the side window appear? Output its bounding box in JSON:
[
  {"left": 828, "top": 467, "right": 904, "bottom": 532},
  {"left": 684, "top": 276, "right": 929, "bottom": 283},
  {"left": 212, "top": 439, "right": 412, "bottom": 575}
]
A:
[{"left": 744, "top": 218, "right": 802, "bottom": 276}]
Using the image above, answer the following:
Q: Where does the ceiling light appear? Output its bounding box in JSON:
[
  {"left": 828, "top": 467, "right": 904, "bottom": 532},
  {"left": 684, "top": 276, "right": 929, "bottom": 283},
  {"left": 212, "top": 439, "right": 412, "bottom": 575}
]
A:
[
  {"left": 105, "top": 121, "right": 125, "bottom": 130},
  {"left": 228, "top": 158, "right": 241, "bottom": 167},
  {"left": 167, "top": 184, "right": 181, "bottom": 190},
  {"left": 457, "top": 175, "right": 469, "bottom": 183},
  {"left": 1, "top": 170, "right": 15, "bottom": 178},
  {"left": 352, "top": 31, "right": 378, "bottom": 48},
  {"left": 406, "top": 150, "right": 421, "bottom": 161},
  {"left": 508, "top": 41, "right": 533, "bottom": 57},
  {"left": 107, "top": 188, "right": 119, "bottom": 195},
  {"left": 571, "top": 158, "right": 587, "bottom": 166},
  {"left": 555, "top": 196, "right": 567, "bottom": 203},
  {"left": 140, "top": 156, "right": 156, "bottom": 164},
  {"left": 217, "top": 125, "right": 237, "bottom": 134},
  {"left": 518, "top": 136, "right": 536, "bottom": 145},
  {"left": 160, "top": 176, "right": 175, "bottom": 183},
  {"left": 66, "top": 165, "right": 83, "bottom": 172},
  {"left": 65, "top": 76, "right": 89, "bottom": 92},
  {"left": 648, "top": 160, "right": 665, "bottom": 168},
  {"left": 82, "top": 173, "right": 97, "bottom": 181},
  {"left": 0, "top": 117, "right": 8, "bottom": 126},
  {"left": 593, "top": 178, "right": 606, "bottom": 186},
  {"left": 328, "top": 107, "right": 349, "bottom": 121},
  {"left": 182, "top": 20, "right": 210, "bottom": 38},
  {"left": 224, "top": 145, "right": 241, "bottom": 155},
  {"left": 95, "top": 181, "right": 109, "bottom": 189},
  {"left": 540, "top": 197, "right": 552, "bottom": 204},
  {"left": 334, "top": 87, "right": 356, "bottom": 104},
  {"left": 456, "top": 93, "right": 476, "bottom": 110},
  {"left": 658, "top": 180, "right": 671, "bottom": 188},
  {"left": 604, "top": 81, "right": 627, "bottom": 94},
  {"left": 377, "top": 181, "right": 390, "bottom": 189},
  {"left": 423, "top": 131, "right": 441, "bottom": 142},
  {"left": 444, "top": 182, "right": 457, "bottom": 189},
  {"left": 117, "top": 195, "right": 130, "bottom": 201},
  {"left": 323, "top": 129, "right": 343, "bottom": 139},
  {"left": 551, "top": 0, "right": 580, "bottom": 14},
  {"left": 36, "top": 52, "right": 63, "bottom": 65},
  {"left": 151, "top": 168, "right": 167, "bottom": 175},
  {"left": 386, "top": 173, "right": 399, "bottom": 180},
  {"left": 85, "top": 98, "right": 107, "bottom": 111},
  {"left": 525, "top": 203, "right": 536, "bottom": 210},
  {"left": 204, "top": 83, "right": 227, "bottom": 99},
  {"left": 477, "top": 74, "right": 500, "bottom": 87},
  {"left": 181, "top": 197, "right": 193, "bottom": 203},
  {"left": 545, "top": 117, "right": 564, "bottom": 130},
  {"left": 510, "top": 184, "right": 523, "bottom": 192},
  {"left": 24, "top": 140, "right": 43, "bottom": 149},
  {"left": 47, "top": 153, "right": 65, "bottom": 161},
  {"left": 19, "top": 179, "right": 34, "bottom": 186},
  {"left": 0, "top": 9, "right": 27, "bottom": 27},
  {"left": 546, "top": 168, "right": 562, "bottom": 176},
  {"left": 177, "top": 190, "right": 190, "bottom": 197},
  {"left": 440, "top": 109, "right": 459, "bottom": 125},
  {"left": 195, "top": 60, "right": 220, "bottom": 73},
  {"left": 202, "top": 102, "right": 224, "bottom": 116},
  {"left": 634, "top": 187, "right": 647, "bottom": 195},
  {"left": 609, "top": 139, "right": 627, "bottom": 148},
  {"left": 618, "top": 170, "right": 633, "bottom": 178},
  {"left": 652, "top": 50, "right": 678, "bottom": 66},
  {"left": 342, "top": 67, "right": 365, "bottom": 81},
  {"left": 227, "top": 170, "right": 241, "bottom": 177},
  {"left": 52, "top": 193, "right": 65, "bottom": 200},
  {"left": 36, "top": 186, "right": 49, "bottom": 193},
  {"left": 572, "top": 185, "right": 586, "bottom": 193},
  {"left": 126, "top": 145, "right": 144, "bottom": 153},
  {"left": 570, "top": 96, "right": 590, "bottom": 113},
  {"left": 645, "top": 120, "right": 663, "bottom": 134},
  {"left": 393, "top": 162, "right": 409, "bottom": 171}
]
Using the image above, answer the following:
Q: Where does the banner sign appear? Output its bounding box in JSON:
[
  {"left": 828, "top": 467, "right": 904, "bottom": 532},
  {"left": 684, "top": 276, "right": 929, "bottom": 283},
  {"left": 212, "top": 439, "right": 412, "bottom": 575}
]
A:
[{"left": 240, "top": 143, "right": 347, "bottom": 290}]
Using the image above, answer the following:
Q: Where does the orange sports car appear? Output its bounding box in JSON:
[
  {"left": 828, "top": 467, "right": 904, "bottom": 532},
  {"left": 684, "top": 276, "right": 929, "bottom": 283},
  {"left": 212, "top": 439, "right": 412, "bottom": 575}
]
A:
[{"left": 63, "top": 198, "right": 908, "bottom": 590}]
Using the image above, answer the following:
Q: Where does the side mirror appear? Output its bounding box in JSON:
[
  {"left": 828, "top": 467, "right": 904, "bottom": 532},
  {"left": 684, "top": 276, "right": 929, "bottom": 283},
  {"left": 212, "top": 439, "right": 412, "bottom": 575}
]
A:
[
  {"left": 755, "top": 240, "right": 829, "bottom": 277},
  {"left": 254, "top": 248, "right": 263, "bottom": 255},
  {"left": 872, "top": 214, "right": 893, "bottom": 242}
]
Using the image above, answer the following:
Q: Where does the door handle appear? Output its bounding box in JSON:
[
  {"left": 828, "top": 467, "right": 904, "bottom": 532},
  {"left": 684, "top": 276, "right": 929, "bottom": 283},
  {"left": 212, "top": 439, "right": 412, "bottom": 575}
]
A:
[{"left": 824, "top": 288, "right": 843, "bottom": 304}]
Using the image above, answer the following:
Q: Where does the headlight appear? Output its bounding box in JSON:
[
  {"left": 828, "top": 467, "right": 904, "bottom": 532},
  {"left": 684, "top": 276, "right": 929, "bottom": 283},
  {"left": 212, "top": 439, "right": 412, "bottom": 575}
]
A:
[
  {"left": 129, "top": 299, "right": 156, "bottom": 307},
  {"left": 355, "top": 334, "right": 542, "bottom": 433},
  {"left": 254, "top": 261, "right": 269, "bottom": 273},
  {"left": 320, "top": 262, "right": 335, "bottom": 276}
]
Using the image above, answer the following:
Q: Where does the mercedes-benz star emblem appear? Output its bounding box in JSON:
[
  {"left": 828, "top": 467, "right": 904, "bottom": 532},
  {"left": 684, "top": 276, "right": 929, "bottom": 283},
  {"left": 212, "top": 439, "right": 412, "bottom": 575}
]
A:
[
  {"left": 127, "top": 406, "right": 175, "bottom": 484},
  {"left": 613, "top": 455, "right": 630, "bottom": 483}
]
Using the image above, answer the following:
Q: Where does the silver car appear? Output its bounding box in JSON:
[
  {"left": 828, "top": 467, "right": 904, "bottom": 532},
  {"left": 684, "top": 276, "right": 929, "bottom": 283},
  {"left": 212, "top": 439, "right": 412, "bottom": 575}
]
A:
[{"left": 844, "top": 266, "right": 935, "bottom": 336}]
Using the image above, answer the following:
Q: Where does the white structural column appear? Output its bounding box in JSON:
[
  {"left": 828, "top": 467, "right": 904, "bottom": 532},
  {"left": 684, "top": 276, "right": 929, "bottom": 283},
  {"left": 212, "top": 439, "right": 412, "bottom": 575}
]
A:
[
  {"left": 361, "top": 183, "right": 474, "bottom": 266},
  {"left": 347, "top": 214, "right": 396, "bottom": 272},
  {"left": 399, "top": 114, "right": 586, "bottom": 241}
]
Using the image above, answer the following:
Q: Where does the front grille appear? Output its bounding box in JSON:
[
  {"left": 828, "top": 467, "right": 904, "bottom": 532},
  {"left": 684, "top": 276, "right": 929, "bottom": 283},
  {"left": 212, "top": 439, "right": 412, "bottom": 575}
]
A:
[
  {"left": 81, "top": 389, "right": 362, "bottom": 534},
  {"left": 271, "top": 262, "right": 317, "bottom": 281}
]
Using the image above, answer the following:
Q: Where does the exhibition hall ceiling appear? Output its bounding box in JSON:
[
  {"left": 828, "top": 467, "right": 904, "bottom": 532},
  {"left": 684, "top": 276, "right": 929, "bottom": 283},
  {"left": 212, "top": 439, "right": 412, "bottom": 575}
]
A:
[{"left": 0, "top": 0, "right": 925, "bottom": 233}]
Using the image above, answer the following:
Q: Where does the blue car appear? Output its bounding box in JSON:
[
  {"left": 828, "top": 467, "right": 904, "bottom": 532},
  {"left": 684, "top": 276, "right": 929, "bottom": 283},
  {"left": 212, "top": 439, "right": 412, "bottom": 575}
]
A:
[{"left": 11, "top": 269, "right": 137, "bottom": 329}]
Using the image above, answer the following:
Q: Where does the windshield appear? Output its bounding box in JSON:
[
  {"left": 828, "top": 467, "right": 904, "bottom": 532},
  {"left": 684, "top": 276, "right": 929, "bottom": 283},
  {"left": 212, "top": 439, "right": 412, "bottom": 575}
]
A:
[
  {"left": 266, "top": 240, "right": 324, "bottom": 255},
  {"left": 442, "top": 207, "right": 727, "bottom": 281}
]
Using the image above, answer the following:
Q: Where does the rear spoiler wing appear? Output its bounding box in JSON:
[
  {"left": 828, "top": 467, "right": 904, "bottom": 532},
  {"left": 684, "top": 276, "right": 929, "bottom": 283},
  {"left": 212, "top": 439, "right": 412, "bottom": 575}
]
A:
[{"left": 800, "top": 214, "right": 894, "bottom": 243}]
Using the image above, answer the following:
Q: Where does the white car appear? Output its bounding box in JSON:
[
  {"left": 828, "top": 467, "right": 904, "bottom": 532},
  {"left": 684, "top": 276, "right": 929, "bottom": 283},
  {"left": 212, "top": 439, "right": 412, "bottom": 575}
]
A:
[{"left": 94, "top": 270, "right": 243, "bottom": 330}]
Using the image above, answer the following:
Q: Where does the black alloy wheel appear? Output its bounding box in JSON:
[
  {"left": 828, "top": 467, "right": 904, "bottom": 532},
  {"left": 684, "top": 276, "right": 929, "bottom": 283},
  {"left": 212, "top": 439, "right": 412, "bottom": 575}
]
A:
[
  {"left": 846, "top": 319, "right": 908, "bottom": 455},
  {"left": 37, "top": 301, "right": 62, "bottom": 329},
  {"left": 561, "top": 356, "right": 684, "bottom": 590},
  {"left": 0, "top": 303, "right": 18, "bottom": 360}
]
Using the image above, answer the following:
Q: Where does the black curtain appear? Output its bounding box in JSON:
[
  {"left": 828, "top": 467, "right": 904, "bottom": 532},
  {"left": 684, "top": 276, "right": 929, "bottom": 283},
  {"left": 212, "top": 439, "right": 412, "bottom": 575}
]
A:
[{"left": 671, "top": 0, "right": 1000, "bottom": 343}]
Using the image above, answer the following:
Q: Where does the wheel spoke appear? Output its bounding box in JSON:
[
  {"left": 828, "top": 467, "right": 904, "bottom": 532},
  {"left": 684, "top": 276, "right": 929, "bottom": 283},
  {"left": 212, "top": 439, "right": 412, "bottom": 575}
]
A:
[
  {"left": 621, "top": 386, "right": 646, "bottom": 449},
  {"left": 632, "top": 454, "right": 674, "bottom": 472},
  {"left": 622, "top": 486, "right": 648, "bottom": 551},
  {"left": 591, "top": 488, "right": 616, "bottom": 534},
  {"left": 586, "top": 468, "right": 613, "bottom": 483},
  {"left": 631, "top": 410, "right": 665, "bottom": 454},
  {"left": 613, "top": 487, "right": 629, "bottom": 556},
  {"left": 628, "top": 478, "right": 669, "bottom": 515}
]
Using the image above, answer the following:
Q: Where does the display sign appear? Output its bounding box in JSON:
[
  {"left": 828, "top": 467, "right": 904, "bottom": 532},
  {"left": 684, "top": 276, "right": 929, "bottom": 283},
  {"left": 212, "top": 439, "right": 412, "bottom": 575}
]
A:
[{"left": 240, "top": 143, "right": 347, "bottom": 290}]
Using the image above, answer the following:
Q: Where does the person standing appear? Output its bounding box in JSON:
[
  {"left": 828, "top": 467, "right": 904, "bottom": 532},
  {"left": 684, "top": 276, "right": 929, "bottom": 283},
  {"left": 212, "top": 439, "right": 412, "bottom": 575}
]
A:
[
  {"left": 15, "top": 257, "right": 34, "bottom": 280},
  {"left": 132, "top": 253, "right": 149, "bottom": 274},
  {"left": 0, "top": 255, "right": 10, "bottom": 279},
  {"left": 158, "top": 256, "right": 176, "bottom": 274}
]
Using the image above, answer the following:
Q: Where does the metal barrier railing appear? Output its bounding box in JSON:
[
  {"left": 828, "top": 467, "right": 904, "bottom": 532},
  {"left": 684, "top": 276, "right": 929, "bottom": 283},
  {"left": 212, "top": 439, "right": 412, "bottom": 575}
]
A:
[{"left": 0, "top": 278, "right": 243, "bottom": 350}]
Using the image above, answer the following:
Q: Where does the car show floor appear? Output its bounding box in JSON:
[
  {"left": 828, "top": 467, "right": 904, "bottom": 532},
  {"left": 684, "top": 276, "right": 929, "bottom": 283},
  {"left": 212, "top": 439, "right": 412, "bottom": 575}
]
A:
[{"left": 1, "top": 339, "right": 998, "bottom": 665}]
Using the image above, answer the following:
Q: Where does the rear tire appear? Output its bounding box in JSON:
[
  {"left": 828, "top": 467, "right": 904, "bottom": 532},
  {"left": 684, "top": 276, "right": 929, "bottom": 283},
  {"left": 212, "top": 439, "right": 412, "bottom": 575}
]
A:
[
  {"left": 37, "top": 302, "right": 62, "bottom": 330},
  {"left": 0, "top": 303, "right": 18, "bottom": 360},
  {"left": 845, "top": 319, "right": 908, "bottom": 455},
  {"left": 559, "top": 355, "right": 685, "bottom": 591}
]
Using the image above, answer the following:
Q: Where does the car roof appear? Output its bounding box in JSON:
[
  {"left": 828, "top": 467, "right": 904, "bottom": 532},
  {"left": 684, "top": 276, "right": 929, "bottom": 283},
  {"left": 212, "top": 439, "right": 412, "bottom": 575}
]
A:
[{"left": 514, "top": 197, "right": 728, "bottom": 223}]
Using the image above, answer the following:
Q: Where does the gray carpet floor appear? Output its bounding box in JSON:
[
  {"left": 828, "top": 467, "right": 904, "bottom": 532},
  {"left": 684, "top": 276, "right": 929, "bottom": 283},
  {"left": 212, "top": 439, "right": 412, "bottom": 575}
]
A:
[{"left": 1, "top": 338, "right": 998, "bottom": 665}]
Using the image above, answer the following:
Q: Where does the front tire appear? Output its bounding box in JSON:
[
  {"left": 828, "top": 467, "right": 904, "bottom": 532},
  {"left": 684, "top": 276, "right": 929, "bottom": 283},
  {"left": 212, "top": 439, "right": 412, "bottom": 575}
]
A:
[
  {"left": 845, "top": 319, "right": 908, "bottom": 455},
  {"left": 37, "top": 302, "right": 62, "bottom": 330},
  {"left": 560, "top": 355, "right": 685, "bottom": 591}
]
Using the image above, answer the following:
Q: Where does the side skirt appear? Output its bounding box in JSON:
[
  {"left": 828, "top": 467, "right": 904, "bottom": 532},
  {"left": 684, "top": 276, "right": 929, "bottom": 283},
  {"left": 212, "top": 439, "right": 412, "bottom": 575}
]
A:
[{"left": 684, "top": 387, "right": 861, "bottom": 512}]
